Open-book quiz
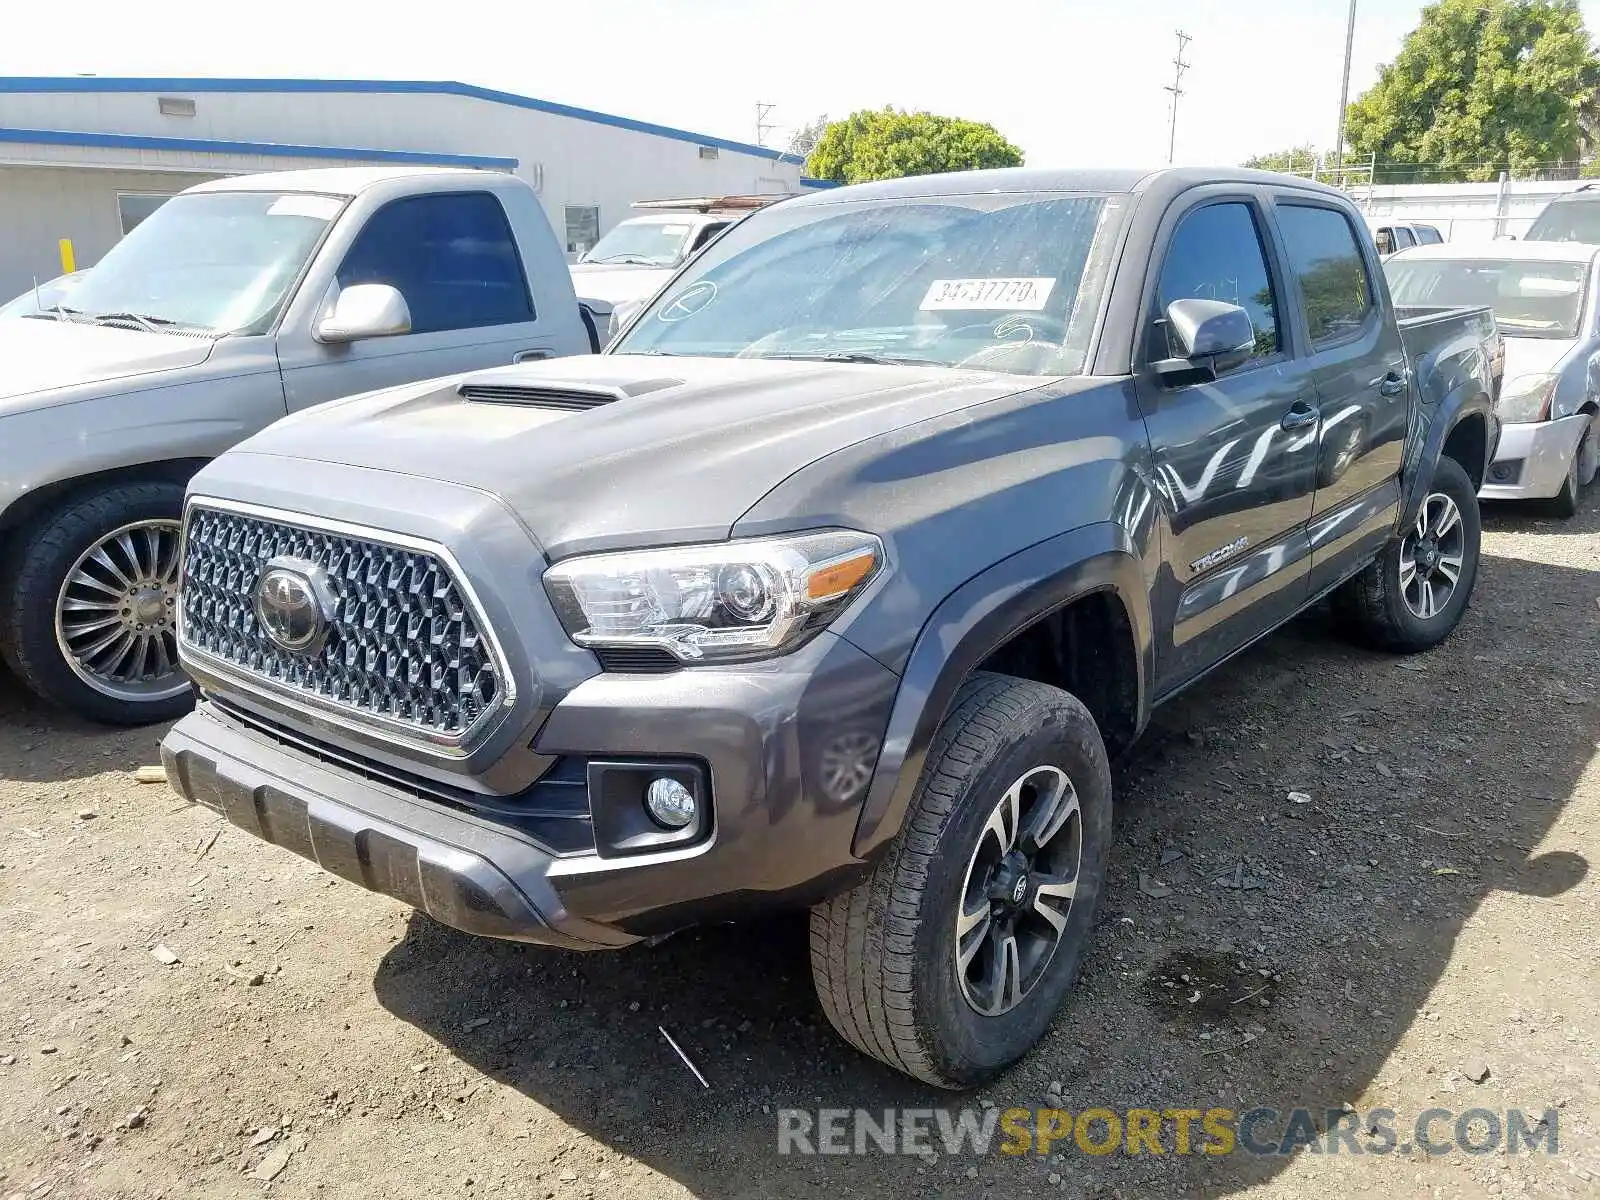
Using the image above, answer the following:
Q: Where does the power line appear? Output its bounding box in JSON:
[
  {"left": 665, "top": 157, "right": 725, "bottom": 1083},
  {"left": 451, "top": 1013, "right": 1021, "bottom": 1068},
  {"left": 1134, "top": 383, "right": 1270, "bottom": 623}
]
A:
[
  {"left": 755, "top": 102, "right": 778, "bottom": 148},
  {"left": 1164, "top": 31, "right": 1192, "bottom": 165}
]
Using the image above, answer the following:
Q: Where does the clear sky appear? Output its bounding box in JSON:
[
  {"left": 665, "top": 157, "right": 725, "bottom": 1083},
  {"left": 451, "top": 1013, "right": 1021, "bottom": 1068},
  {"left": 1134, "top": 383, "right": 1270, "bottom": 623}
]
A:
[{"left": 2, "top": 0, "right": 1597, "bottom": 168}]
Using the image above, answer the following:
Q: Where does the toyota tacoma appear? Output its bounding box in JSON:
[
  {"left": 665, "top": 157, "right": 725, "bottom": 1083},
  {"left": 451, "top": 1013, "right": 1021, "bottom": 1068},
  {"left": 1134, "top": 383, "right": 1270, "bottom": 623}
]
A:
[{"left": 161, "top": 168, "right": 1499, "bottom": 1088}]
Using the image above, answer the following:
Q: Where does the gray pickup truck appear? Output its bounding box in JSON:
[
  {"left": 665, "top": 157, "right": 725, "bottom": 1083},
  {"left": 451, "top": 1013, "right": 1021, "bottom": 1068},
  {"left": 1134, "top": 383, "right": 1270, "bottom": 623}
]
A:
[
  {"left": 161, "top": 168, "right": 1499, "bottom": 1088},
  {"left": 0, "top": 166, "right": 595, "bottom": 726}
]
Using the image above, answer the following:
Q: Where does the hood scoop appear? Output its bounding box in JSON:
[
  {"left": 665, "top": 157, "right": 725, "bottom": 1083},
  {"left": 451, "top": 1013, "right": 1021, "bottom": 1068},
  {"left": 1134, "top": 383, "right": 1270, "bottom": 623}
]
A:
[{"left": 458, "top": 371, "right": 683, "bottom": 412}]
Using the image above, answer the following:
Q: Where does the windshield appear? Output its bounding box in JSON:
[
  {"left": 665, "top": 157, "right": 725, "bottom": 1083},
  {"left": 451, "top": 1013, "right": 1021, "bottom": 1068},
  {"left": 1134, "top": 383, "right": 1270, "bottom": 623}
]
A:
[
  {"left": 58, "top": 190, "right": 341, "bottom": 334},
  {"left": 1385, "top": 257, "right": 1589, "bottom": 339},
  {"left": 1527, "top": 197, "right": 1600, "bottom": 243},
  {"left": 612, "top": 192, "right": 1124, "bottom": 375},
  {"left": 581, "top": 220, "right": 695, "bottom": 266}
]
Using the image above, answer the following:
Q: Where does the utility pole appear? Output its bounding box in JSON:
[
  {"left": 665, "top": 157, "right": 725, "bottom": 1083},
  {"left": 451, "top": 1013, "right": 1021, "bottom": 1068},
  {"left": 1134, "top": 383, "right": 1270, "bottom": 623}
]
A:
[
  {"left": 755, "top": 102, "right": 777, "bottom": 148},
  {"left": 1164, "top": 31, "right": 1192, "bottom": 165},
  {"left": 1332, "top": 0, "right": 1358, "bottom": 182}
]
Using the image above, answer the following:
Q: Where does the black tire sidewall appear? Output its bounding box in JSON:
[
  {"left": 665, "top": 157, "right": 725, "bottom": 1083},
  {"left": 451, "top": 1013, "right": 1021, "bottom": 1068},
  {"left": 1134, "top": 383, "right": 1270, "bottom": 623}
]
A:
[
  {"left": 2, "top": 481, "right": 193, "bottom": 725},
  {"left": 1384, "top": 456, "right": 1482, "bottom": 646},
  {"left": 1551, "top": 442, "right": 1581, "bottom": 518},
  {"left": 910, "top": 693, "right": 1112, "bottom": 1087}
]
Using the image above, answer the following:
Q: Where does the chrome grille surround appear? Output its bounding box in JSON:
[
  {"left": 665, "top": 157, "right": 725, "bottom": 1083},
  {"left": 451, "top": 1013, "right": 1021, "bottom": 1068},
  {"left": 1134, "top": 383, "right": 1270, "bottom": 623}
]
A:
[{"left": 176, "top": 497, "right": 515, "bottom": 757}]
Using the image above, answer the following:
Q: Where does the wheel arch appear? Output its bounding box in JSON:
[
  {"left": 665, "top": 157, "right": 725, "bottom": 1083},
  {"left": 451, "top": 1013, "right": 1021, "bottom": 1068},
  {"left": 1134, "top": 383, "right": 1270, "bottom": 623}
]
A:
[
  {"left": 1401, "top": 384, "right": 1496, "bottom": 528},
  {"left": 1441, "top": 411, "right": 1491, "bottom": 493},
  {"left": 0, "top": 460, "right": 207, "bottom": 566},
  {"left": 850, "top": 522, "right": 1153, "bottom": 861}
]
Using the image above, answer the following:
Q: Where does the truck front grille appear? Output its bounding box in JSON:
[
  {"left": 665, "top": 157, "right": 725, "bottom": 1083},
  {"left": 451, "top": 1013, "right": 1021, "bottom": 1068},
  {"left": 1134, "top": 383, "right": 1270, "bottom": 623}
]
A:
[{"left": 178, "top": 504, "right": 505, "bottom": 747}]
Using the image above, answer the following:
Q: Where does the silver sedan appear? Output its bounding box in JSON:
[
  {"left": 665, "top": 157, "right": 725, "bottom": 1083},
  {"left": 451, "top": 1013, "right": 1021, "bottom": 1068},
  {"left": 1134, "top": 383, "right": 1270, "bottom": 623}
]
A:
[{"left": 1386, "top": 241, "right": 1599, "bottom": 516}]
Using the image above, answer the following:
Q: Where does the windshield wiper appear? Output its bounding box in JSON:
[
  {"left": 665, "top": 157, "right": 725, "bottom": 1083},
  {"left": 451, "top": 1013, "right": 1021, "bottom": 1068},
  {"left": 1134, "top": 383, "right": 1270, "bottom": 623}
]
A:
[
  {"left": 89, "top": 311, "right": 179, "bottom": 334},
  {"left": 757, "top": 350, "right": 945, "bottom": 367},
  {"left": 22, "top": 304, "right": 90, "bottom": 323},
  {"left": 586, "top": 254, "right": 661, "bottom": 266}
]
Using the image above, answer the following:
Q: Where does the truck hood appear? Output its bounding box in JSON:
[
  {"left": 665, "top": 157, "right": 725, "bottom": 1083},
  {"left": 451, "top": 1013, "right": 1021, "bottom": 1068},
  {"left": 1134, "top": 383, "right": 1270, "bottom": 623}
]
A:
[
  {"left": 226, "top": 354, "right": 1040, "bottom": 558},
  {"left": 567, "top": 264, "right": 675, "bottom": 306},
  {"left": 0, "top": 318, "right": 214, "bottom": 403}
]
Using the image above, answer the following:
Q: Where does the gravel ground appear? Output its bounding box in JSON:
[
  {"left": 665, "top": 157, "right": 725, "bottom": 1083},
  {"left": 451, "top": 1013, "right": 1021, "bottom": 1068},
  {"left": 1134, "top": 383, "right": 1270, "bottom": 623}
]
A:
[{"left": 1, "top": 496, "right": 1596, "bottom": 1200}]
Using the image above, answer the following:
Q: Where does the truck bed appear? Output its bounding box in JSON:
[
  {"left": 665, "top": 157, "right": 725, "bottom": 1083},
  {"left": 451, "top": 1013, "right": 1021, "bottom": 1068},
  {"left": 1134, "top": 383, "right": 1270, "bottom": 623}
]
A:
[{"left": 1395, "top": 304, "right": 1500, "bottom": 404}]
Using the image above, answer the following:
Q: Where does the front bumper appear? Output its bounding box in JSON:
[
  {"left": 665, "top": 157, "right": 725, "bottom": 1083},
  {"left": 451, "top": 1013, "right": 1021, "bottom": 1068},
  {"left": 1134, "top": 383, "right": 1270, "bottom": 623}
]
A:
[
  {"left": 1480, "top": 414, "right": 1588, "bottom": 501},
  {"left": 161, "top": 631, "right": 900, "bottom": 948}
]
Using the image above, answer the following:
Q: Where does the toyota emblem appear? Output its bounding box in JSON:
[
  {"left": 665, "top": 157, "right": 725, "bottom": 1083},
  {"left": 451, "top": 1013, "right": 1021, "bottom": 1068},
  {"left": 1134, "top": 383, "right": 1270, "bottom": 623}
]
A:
[{"left": 254, "top": 559, "right": 334, "bottom": 654}]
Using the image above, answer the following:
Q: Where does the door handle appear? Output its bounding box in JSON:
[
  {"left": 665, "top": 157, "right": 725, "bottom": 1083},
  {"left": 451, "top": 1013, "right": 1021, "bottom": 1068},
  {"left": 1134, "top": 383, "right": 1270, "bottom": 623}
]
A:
[
  {"left": 1280, "top": 402, "right": 1319, "bottom": 431},
  {"left": 1379, "top": 370, "right": 1407, "bottom": 397},
  {"left": 513, "top": 348, "right": 553, "bottom": 363}
]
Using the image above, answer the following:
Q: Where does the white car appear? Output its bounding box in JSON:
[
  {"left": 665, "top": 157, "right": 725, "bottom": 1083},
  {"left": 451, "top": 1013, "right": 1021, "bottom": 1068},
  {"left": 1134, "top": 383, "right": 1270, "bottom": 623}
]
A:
[{"left": 1386, "top": 241, "right": 1599, "bottom": 515}]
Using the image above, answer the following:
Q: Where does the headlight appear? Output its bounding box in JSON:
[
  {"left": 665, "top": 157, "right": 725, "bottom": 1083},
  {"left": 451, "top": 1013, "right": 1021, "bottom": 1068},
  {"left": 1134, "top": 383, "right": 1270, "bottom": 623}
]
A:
[
  {"left": 1497, "top": 372, "right": 1559, "bottom": 423},
  {"left": 544, "top": 531, "right": 883, "bottom": 663}
]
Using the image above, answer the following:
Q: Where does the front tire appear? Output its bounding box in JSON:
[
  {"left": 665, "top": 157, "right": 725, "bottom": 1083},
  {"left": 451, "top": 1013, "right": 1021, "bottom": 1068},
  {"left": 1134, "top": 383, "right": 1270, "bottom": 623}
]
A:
[
  {"left": 809, "top": 672, "right": 1112, "bottom": 1088},
  {"left": 1333, "top": 455, "right": 1481, "bottom": 653},
  {"left": 1, "top": 481, "right": 193, "bottom": 725},
  {"left": 1549, "top": 414, "right": 1595, "bottom": 519}
]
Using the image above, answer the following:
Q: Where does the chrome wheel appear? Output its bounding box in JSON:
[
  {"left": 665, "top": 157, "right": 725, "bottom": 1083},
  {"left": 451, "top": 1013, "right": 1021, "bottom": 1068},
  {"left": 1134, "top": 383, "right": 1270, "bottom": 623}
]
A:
[
  {"left": 955, "top": 765, "right": 1083, "bottom": 1017},
  {"left": 1399, "top": 491, "right": 1465, "bottom": 621},
  {"left": 53, "top": 519, "right": 186, "bottom": 702}
]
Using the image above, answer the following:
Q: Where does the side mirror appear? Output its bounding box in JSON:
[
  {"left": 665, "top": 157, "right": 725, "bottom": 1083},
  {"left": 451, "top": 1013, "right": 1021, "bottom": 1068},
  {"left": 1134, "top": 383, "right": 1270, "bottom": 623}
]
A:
[
  {"left": 316, "top": 283, "right": 411, "bottom": 343},
  {"left": 1153, "top": 298, "right": 1255, "bottom": 384}
]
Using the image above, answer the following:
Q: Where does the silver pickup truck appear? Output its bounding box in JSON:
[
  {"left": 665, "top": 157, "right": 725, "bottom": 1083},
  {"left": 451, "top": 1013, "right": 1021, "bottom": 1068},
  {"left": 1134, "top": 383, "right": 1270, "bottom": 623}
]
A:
[{"left": 0, "top": 166, "right": 595, "bottom": 726}]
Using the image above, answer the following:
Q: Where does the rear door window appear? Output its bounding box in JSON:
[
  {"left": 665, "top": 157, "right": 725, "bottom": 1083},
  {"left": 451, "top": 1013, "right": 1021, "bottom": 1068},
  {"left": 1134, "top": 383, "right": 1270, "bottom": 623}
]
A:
[
  {"left": 1277, "top": 204, "right": 1373, "bottom": 346},
  {"left": 338, "top": 192, "right": 535, "bottom": 333}
]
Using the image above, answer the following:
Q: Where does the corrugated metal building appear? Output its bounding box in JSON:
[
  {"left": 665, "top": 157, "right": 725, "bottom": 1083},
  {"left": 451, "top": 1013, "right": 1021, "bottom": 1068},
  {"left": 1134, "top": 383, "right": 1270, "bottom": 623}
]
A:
[{"left": 0, "top": 77, "right": 827, "bottom": 296}]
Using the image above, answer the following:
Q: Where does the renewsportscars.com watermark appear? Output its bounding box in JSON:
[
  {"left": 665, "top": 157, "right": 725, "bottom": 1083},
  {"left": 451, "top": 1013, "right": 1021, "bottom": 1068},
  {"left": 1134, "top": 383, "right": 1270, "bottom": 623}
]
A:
[{"left": 777, "top": 1106, "right": 1560, "bottom": 1158}]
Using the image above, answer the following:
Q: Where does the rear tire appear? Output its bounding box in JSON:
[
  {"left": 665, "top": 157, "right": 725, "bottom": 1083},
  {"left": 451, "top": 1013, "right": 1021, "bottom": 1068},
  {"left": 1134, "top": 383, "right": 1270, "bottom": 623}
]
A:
[
  {"left": 1, "top": 482, "right": 193, "bottom": 725},
  {"left": 809, "top": 672, "right": 1112, "bottom": 1089},
  {"left": 1333, "top": 455, "right": 1481, "bottom": 653}
]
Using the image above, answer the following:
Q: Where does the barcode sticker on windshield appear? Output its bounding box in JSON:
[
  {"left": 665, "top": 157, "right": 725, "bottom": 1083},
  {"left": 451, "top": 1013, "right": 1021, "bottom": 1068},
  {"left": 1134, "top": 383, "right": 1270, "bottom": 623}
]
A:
[
  {"left": 919, "top": 277, "right": 1056, "bottom": 311},
  {"left": 267, "top": 195, "right": 343, "bottom": 221}
]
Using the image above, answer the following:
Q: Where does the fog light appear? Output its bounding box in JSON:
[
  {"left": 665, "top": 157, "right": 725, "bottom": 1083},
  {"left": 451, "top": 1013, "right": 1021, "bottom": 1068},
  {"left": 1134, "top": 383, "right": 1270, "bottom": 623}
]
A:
[{"left": 645, "top": 777, "right": 696, "bottom": 828}]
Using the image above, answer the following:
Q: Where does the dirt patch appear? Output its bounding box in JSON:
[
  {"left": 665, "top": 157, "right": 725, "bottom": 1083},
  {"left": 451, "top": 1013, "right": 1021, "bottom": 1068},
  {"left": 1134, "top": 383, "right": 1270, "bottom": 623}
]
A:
[
  {"left": 1139, "top": 950, "right": 1278, "bottom": 1022},
  {"left": 1, "top": 497, "right": 1597, "bottom": 1200}
]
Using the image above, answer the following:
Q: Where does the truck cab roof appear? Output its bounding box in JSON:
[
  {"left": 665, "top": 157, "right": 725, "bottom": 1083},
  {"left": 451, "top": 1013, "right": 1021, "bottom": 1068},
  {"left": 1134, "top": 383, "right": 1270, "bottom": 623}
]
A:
[
  {"left": 781, "top": 166, "right": 1350, "bottom": 206},
  {"left": 185, "top": 165, "right": 514, "bottom": 198}
]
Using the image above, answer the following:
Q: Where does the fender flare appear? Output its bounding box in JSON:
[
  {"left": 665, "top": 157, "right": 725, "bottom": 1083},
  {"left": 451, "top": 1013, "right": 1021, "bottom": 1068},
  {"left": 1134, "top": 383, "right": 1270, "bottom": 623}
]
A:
[
  {"left": 850, "top": 521, "right": 1153, "bottom": 860},
  {"left": 1400, "top": 384, "right": 1497, "bottom": 529}
]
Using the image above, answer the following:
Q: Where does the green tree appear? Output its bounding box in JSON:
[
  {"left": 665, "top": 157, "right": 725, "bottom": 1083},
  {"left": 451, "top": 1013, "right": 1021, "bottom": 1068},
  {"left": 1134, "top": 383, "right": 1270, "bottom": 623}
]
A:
[
  {"left": 1344, "top": 0, "right": 1600, "bottom": 182},
  {"left": 806, "top": 108, "right": 1023, "bottom": 184},
  {"left": 1242, "top": 145, "right": 1322, "bottom": 174}
]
